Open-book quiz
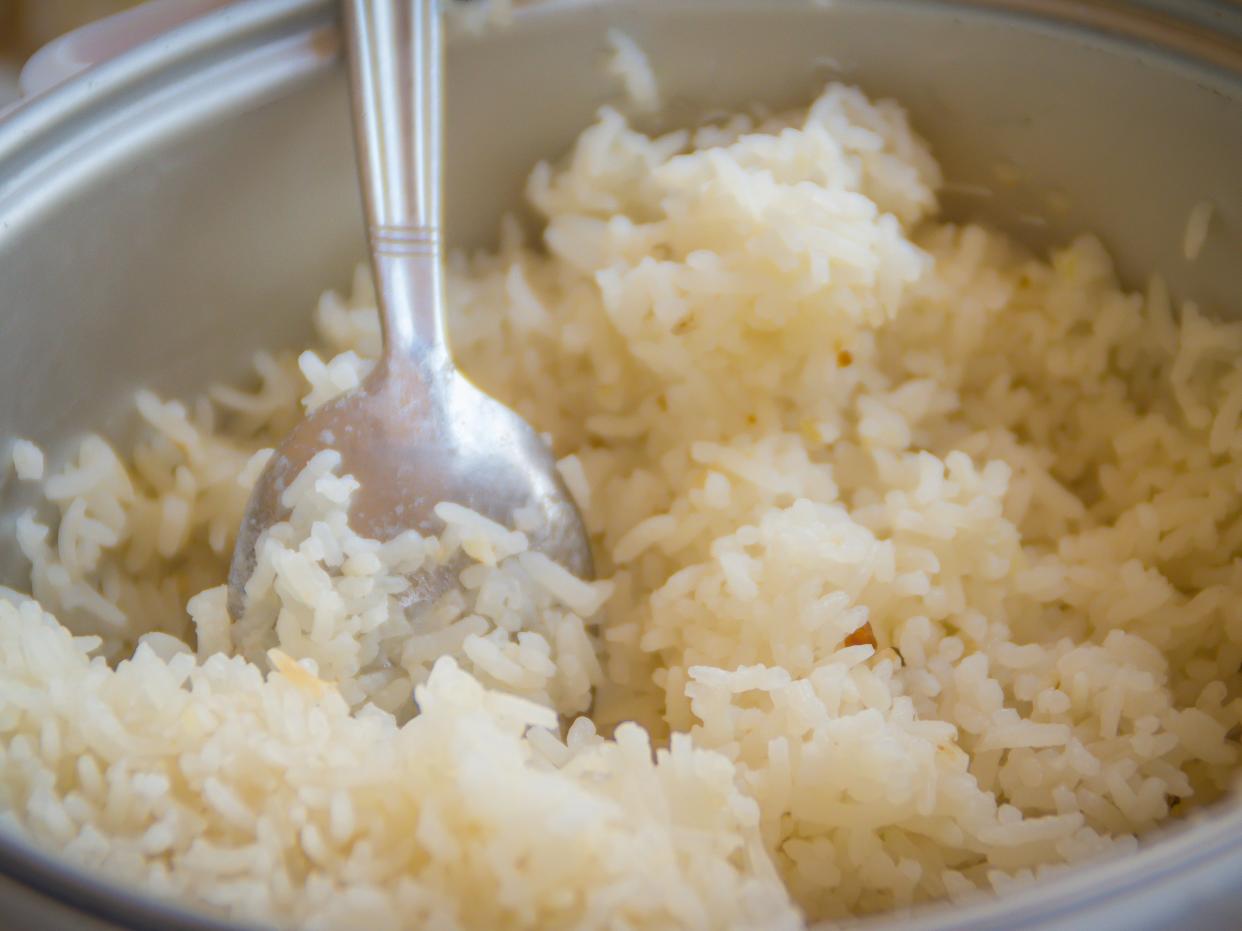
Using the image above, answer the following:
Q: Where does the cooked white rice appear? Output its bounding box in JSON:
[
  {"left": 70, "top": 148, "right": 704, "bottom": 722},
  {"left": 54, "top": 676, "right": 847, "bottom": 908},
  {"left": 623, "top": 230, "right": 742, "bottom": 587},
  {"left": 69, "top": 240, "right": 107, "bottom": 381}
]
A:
[
  {"left": 606, "top": 29, "right": 661, "bottom": 112},
  {"left": 1183, "top": 200, "right": 1213, "bottom": 262},
  {"left": 1, "top": 83, "right": 1240, "bottom": 928},
  {"left": 9, "top": 438, "right": 43, "bottom": 481}
]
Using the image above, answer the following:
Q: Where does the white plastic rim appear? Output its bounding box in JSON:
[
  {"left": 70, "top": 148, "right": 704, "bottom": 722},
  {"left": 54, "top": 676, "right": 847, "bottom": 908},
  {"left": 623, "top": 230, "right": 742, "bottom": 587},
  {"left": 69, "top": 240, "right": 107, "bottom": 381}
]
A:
[{"left": 18, "top": 0, "right": 238, "bottom": 97}]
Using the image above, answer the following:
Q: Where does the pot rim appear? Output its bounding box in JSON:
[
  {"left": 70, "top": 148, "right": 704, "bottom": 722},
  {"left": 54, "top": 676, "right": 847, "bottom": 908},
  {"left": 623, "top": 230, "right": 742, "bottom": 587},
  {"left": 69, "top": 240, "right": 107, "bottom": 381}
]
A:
[{"left": 0, "top": 1, "right": 1239, "bottom": 929}]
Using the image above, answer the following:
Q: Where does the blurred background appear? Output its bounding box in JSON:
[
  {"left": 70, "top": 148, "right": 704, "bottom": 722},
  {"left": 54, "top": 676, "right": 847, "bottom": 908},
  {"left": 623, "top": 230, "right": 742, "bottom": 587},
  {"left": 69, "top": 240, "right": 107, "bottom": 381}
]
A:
[
  {"left": 0, "top": 1, "right": 149, "bottom": 104},
  {"left": 1, "top": 1, "right": 152, "bottom": 102},
  {"left": 0, "top": 0, "right": 499, "bottom": 106}
]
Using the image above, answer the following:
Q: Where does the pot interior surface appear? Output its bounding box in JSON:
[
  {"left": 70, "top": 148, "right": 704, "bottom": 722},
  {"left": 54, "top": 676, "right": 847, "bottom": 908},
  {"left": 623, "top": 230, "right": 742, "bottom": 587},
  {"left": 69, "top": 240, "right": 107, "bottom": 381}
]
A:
[{"left": 0, "top": 1, "right": 1239, "bottom": 929}]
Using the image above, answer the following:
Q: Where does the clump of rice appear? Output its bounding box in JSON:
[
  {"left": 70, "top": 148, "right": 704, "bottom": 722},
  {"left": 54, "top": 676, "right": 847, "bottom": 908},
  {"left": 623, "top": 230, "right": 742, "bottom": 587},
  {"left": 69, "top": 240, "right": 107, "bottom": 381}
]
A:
[
  {"left": 1, "top": 81, "right": 1241, "bottom": 928},
  {"left": 222, "top": 448, "right": 610, "bottom": 718}
]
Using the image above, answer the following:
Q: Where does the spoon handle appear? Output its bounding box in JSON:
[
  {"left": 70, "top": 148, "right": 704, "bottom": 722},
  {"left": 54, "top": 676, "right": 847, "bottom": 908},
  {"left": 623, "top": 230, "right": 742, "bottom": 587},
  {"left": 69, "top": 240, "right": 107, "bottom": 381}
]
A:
[{"left": 343, "top": 0, "right": 447, "bottom": 369}]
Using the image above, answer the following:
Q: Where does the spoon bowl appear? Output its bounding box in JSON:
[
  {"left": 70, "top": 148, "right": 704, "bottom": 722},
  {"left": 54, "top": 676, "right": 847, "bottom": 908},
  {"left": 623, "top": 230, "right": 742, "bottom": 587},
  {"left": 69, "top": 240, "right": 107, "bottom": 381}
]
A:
[{"left": 229, "top": 358, "right": 591, "bottom": 616}]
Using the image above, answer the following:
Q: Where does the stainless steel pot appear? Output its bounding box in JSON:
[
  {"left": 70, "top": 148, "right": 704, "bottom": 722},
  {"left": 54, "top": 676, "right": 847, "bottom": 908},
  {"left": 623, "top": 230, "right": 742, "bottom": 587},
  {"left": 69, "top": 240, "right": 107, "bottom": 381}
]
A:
[{"left": 0, "top": 1, "right": 1239, "bottom": 928}]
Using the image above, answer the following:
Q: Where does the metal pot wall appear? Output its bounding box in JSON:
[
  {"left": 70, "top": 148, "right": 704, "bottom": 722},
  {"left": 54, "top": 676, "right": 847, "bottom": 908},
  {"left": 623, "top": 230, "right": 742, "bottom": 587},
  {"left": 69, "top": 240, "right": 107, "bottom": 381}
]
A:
[{"left": 0, "top": 1, "right": 1239, "bottom": 928}]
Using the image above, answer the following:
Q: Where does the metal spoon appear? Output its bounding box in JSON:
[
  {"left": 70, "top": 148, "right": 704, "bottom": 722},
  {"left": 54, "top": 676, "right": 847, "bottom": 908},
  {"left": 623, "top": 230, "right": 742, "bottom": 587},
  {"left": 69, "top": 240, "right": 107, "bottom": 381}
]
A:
[{"left": 227, "top": 0, "right": 592, "bottom": 618}]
